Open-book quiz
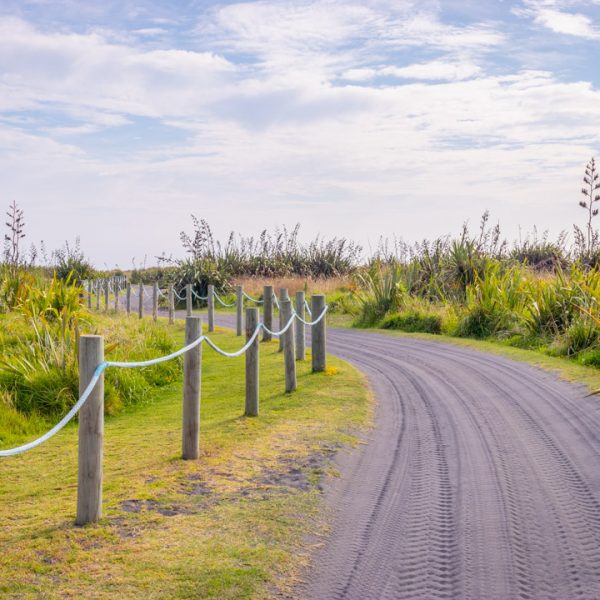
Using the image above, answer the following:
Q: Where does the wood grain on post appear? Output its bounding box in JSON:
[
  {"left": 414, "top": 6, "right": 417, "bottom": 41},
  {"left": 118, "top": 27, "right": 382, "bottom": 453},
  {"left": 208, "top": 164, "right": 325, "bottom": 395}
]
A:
[
  {"left": 182, "top": 316, "right": 202, "bottom": 460},
  {"left": 278, "top": 288, "right": 289, "bottom": 352},
  {"left": 281, "top": 299, "right": 296, "bottom": 392},
  {"left": 236, "top": 285, "right": 243, "bottom": 336},
  {"left": 311, "top": 295, "right": 326, "bottom": 372},
  {"left": 245, "top": 307, "right": 259, "bottom": 416},
  {"left": 138, "top": 282, "right": 144, "bottom": 319},
  {"left": 262, "top": 285, "right": 273, "bottom": 342},
  {"left": 114, "top": 281, "right": 119, "bottom": 313},
  {"left": 207, "top": 284, "right": 215, "bottom": 332},
  {"left": 152, "top": 282, "right": 158, "bottom": 322},
  {"left": 295, "top": 291, "right": 306, "bottom": 361},
  {"left": 76, "top": 335, "right": 104, "bottom": 526},
  {"left": 126, "top": 282, "right": 131, "bottom": 316},
  {"left": 168, "top": 285, "right": 174, "bottom": 325},
  {"left": 186, "top": 284, "right": 192, "bottom": 317}
]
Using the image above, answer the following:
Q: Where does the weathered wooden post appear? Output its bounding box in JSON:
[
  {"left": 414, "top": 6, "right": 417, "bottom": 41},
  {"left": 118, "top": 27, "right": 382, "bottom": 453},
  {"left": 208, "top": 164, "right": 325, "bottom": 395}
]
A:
[
  {"left": 114, "top": 280, "right": 119, "bottom": 313},
  {"left": 281, "top": 299, "right": 296, "bottom": 392},
  {"left": 262, "top": 285, "right": 273, "bottom": 342},
  {"left": 138, "top": 282, "right": 144, "bottom": 319},
  {"left": 278, "top": 288, "right": 289, "bottom": 352},
  {"left": 186, "top": 284, "right": 192, "bottom": 317},
  {"left": 295, "top": 291, "right": 306, "bottom": 361},
  {"left": 182, "top": 316, "right": 202, "bottom": 460},
  {"left": 126, "top": 282, "right": 131, "bottom": 316},
  {"left": 245, "top": 307, "right": 259, "bottom": 416},
  {"left": 312, "top": 295, "right": 326, "bottom": 372},
  {"left": 95, "top": 281, "right": 100, "bottom": 311},
  {"left": 87, "top": 280, "right": 92, "bottom": 309},
  {"left": 152, "top": 282, "right": 159, "bottom": 322},
  {"left": 76, "top": 335, "right": 104, "bottom": 526},
  {"left": 103, "top": 280, "right": 108, "bottom": 313},
  {"left": 207, "top": 284, "right": 215, "bottom": 332},
  {"left": 168, "top": 285, "right": 174, "bottom": 325},
  {"left": 236, "top": 285, "right": 243, "bottom": 336}
]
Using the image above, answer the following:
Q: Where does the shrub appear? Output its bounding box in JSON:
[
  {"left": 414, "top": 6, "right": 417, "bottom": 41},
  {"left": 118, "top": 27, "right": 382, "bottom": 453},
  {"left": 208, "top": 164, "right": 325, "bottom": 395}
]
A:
[{"left": 381, "top": 311, "right": 442, "bottom": 334}]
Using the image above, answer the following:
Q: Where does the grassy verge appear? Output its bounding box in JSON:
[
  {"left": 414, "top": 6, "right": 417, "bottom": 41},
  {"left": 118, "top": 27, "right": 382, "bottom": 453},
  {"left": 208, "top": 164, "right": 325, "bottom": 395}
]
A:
[{"left": 0, "top": 320, "right": 371, "bottom": 599}]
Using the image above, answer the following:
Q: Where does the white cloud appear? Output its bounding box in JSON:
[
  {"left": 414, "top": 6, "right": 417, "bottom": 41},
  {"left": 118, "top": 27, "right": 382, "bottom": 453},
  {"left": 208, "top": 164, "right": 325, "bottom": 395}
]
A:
[{"left": 517, "top": 1, "right": 600, "bottom": 38}]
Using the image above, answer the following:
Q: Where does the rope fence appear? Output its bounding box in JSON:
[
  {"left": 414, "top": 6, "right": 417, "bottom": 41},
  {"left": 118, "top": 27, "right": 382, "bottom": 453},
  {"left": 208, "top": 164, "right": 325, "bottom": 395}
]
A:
[{"left": 0, "top": 286, "right": 328, "bottom": 526}]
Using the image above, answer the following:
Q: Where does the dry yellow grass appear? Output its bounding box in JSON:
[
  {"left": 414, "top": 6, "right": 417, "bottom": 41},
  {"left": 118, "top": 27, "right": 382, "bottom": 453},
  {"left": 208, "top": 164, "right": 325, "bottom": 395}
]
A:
[{"left": 232, "top": 275, "right": 352, "bottom": 298}]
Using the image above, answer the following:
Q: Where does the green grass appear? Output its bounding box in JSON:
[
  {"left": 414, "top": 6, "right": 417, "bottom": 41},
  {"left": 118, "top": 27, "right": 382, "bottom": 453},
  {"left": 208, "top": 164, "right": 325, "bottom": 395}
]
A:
[{"left": 0, "top": 319, "right": 371, "bottom": 599}]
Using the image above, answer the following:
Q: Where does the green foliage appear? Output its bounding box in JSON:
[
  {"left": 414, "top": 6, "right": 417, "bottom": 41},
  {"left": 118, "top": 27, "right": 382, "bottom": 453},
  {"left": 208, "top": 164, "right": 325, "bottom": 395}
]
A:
[
  {"left": 52, "top": 239, "right": 94, "bottom": 284},
  {"left": 381, "top": 311, "right": 442, "bottom": 334},
  {"left": 354, "top": 262, "right": 405, "bottom": 326}
]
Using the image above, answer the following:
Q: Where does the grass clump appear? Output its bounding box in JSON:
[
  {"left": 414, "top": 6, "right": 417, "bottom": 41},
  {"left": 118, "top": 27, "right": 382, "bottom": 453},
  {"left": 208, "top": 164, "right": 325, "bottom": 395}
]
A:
[{"left": 381, "top": 311, "right": 442, "bottom": 334}]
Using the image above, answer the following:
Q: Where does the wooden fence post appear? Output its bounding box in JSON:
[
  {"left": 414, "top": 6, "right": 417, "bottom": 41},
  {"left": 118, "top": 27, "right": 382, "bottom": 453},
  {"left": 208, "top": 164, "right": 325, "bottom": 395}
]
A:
[
  {"left": 278, "top": 288, "right": 289, "bottom": 352},
  {"left": 87, "top": 281, "right": 92, "bottom": 309},
  {"left": 262, "top": 285, "right": 273, "bottom": 342},
  {"left": 236, "top": 285, "right": 243, "bottom": 336},
  {"left": 207, "top": 284, "right": 215, "bottom": 332},
  {"left": 76, "top": 335, "right": 104, "bottom": 526},
  {"left": 245, "top": 307, "right": 259, "bottom": 416},
  {"left": 311, "top": 295, "right": 326, "bottom": 372},
  {"left": 104, "top": 280, "right": 109, "bottom": 313},
  {"left": 182, "top": 316, "right": 202, "bottom": 460},
  {"left": 281, "top": 299, "right": 296, "bottom": 392},
  {"left": 153, "top": 282, "right": 159, "bottom": 322},
  {"left": 295, "top": 291, "right": 305, "bottom": 361},
  {"left": 95, "top": 281, "right": 100, "bottom": 311},
  {"left": 168, "top": 285, "right": 174, "bottom": 325},
  {"left": 138, "top": 282, "right": 144, "bottom": 319},
  {"left": 126, "top": 282, "right": 131, "bottom": 316},
  {"left": 186, "top": 284, "right": 192, "bottom": 317},
  {"left": 114, "top": 281, "right": 119, "bottom": 313}
]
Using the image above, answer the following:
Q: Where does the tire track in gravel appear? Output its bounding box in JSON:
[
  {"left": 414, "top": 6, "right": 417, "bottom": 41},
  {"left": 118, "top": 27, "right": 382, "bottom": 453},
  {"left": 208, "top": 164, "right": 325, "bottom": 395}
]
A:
[{"left": 300, "top": 329, "right": 600, "bottom": 600}]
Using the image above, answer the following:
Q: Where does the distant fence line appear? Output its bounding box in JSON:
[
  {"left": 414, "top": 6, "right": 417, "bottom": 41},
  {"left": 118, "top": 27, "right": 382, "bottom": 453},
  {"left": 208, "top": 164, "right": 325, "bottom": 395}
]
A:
[{"left": 1, "top": 281, "right": 328, "bottom": 526}]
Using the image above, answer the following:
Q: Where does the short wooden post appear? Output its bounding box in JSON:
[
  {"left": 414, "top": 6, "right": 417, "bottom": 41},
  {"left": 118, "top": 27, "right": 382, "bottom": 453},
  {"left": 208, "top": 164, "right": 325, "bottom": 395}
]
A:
[
  {"left": 207, "top": 284, "right": 215, "bottom": 332},
  {"left": 312, "top": 295, "right": 326, "bottom": 372},
  {"left": 182, "top": 316, "right": 202, "bottom": 460},
  {"left": 281, "top": 300, "right": 296, "bottom": 392},
  {"left": 95, "top": 281, "right": 100, "bottom": 311},
  {"left": 103, "top": 280, "right": 109, "bottom": 313},
  {"left": 186, "top": 284, "right": 192, "bottom": 317},
  {"left": 76, "top": 335, "right": 104, "bottom": 526},
  {"left": 262, "top": 285, "right": 273, "bottom": 342},
  {"left": 168, "top": 285, "right": 174, "bottom": 325},
  {"left": 152, "top": 282, "right": 158, "bottom": 322},
  {"left": 295, "top": 291, "right": 306, "bottom": 361},
  {"left": 245, "top": 307, "right": 259, "bottom": 416},
  {"left": 236, "top": 285, "right": 243, "bottom": 336},
  {"left": 87, "top": 281, "right": 92, "bottom": 309},
  {"left": 278, "top": 288, "right": 289, "bottom": 352},
  {"left": 138, "top": 282, "right": 144, "bottom": 319},
  {"left": 126, "top": 282, "right": 131, "bottom": 316},
  {"left": 114, "top": 281, "right": 119, "bottom": 313}
]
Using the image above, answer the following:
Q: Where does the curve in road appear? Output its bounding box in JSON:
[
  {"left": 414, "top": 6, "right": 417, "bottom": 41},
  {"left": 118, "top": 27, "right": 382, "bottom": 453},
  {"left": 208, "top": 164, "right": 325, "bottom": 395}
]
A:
[{"left": 301, "top": 328, "right": 600, "bottom": 600}]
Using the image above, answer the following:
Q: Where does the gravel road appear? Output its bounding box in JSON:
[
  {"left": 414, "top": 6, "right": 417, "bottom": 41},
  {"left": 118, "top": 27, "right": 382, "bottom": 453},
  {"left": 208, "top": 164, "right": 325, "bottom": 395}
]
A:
[
  {"left": 302, "top": 329, "right": 600, "bottom": 600},
  {"left": 127, "top": 294, "right": 600, "bottom": 599}
]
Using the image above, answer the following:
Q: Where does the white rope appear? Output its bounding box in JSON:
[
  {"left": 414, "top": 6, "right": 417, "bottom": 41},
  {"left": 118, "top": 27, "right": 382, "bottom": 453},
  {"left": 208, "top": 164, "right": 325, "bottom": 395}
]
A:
[
  {"left": 173, "top": 289, "right": 185, "bottom": 301},
  {"left": 213, "top": 292, "right": 236, "bottom": 307},
  {"left": 0, "top": 304, "right": 328, "bottom": 457},
  {"left": 0, "top": 363, "right": 108, "bottom": 457},
  {"left": 273, "top": 293, "right": 280, "bottom": 309},
  {"left": 304, "top": 300, "right": 312, "bottom": 316},
  {"left": 293, "top": 305, "right": 328, "bottom": 326},
  {"left": 243, "top": 291, "right": 264, "bottom": 304},
  {"left": 203, "top": 325, "right": 262, "bottom": 357},
  {"left": 192, "top": 290, "right": 208, "bottom": 300}
]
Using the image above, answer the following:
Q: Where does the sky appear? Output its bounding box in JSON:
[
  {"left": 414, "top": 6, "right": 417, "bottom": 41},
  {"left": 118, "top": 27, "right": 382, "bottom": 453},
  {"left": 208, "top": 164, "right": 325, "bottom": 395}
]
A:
[{"left": 1, "top": 0, "right": 599, "bottom": 268}]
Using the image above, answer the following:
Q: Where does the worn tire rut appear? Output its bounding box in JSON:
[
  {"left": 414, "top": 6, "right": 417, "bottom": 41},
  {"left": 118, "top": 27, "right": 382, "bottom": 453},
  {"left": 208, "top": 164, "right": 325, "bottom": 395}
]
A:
[{"left": 300, "top": 329, "right": 600, "bottom": 600}]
